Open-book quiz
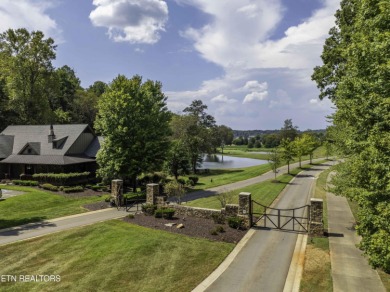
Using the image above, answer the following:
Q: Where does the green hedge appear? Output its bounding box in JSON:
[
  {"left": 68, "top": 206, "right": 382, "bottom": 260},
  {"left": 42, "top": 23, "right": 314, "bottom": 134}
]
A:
[
  {"left": 12, "top": 180, "right": 39, "bottom": 186},
  {"left": 32, "top": 172, "right": 91, "bottom": 186},
  {"left": 154, "top": 208, "right": 176, "bottom": 219},
  {"left": 63, "top": 186, "right": 84, "bottom": 193},
  {"left": 41, "top": 183, "right": 59, "bottom": 191}
]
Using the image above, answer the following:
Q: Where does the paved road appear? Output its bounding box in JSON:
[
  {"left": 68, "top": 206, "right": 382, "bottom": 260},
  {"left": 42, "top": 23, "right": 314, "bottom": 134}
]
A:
[
  {"left": 202, "top": 164, "right": 329, "bottom": 292},
  {"left": 0, "top": 208, "right": 133, "bottom": 246},
  {"left": 182, "top": 158, "right": 326, "bottom": 202}
]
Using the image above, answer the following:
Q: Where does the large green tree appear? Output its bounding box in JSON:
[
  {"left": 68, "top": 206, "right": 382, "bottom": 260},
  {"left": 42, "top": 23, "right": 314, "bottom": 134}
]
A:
[
  {"left": 312, "top": 0, "right": 390, "bottom": 272},
  {"left": 177, "top": 100, "right": 216, "bottom": 173},
  {"left": 0, "top": 28, "right": 56, "bottom": 124},
  {"left": 95, "top": 75, "right": 171, "bottom": 186}
]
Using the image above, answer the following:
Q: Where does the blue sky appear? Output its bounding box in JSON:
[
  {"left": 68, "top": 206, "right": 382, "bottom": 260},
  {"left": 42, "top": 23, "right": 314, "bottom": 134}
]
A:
[{"left": 0, "top": 0, "right": 339, "bottom": 130}]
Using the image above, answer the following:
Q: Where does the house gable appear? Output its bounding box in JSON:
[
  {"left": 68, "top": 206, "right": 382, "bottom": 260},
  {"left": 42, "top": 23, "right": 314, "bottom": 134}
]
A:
[{"left": 19, "top": 142, "right": 41, "bottom": 155}]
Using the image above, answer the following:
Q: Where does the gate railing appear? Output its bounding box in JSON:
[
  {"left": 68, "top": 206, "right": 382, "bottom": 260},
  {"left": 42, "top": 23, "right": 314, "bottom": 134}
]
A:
[{"left": 251, "top": 201, "right": 310, "bottom": 232}]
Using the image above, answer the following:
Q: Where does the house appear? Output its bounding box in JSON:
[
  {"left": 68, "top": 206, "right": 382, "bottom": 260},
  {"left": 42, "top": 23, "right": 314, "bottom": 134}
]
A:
[{"left": 0, "top": 124, "right": 102, "bottom": 179}]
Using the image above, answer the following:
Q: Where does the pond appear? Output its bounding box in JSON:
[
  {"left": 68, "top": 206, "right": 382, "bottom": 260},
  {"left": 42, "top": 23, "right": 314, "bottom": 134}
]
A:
[{"left": 200, "top": 154, "right": 268, "bottom": 169}]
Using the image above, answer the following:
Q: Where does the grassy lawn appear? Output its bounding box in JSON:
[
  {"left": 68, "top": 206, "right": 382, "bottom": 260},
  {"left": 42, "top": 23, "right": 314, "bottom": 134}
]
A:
[
  {"left": 219, "top": 145, "right": 326, "bottom": 162},
  {"left": 186, "top": 164, "right": 315, "bottom": 212},
  {"left": 300, "top": 166, "right": 333, "bottom": 292},
  {"left": 0, "top": 186, "right": 106, "bottom": 229},
  {"left": 0, "top": 220, "right": 233, "bottom": 292},
  {"left": 189, "top": 163, "right": 272, "bottom": 191}
]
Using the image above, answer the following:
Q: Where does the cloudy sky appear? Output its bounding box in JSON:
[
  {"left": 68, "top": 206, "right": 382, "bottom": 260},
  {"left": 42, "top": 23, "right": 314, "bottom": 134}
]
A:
[{"left": 0, "top": 0, "right": 339, "bottom": 130}]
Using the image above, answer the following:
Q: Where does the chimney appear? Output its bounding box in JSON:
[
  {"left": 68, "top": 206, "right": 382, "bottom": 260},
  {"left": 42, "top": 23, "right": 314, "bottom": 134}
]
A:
[{"left": 48, "top": 124, "right": 56, "bottom": 143}]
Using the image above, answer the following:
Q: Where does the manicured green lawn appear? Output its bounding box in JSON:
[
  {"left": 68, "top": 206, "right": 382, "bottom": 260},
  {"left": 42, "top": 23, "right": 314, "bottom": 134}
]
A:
[
  {"left": 186, "top": 165, "right": 315, "bottom": 212},
  {"left": 0, "top": 186, "right": 106, "bottom": 229},
  {"left": 300, "top": 162, "right": 334, "bottom": 292},
  {"left": 190, "top": 163, "right": 272, "bottom": 191},
  {"left": 0, "top": 220, "right": 233, "bottom": 292},
  {"left": 220, "top": 145, "right": 326, "bottom": 162}
]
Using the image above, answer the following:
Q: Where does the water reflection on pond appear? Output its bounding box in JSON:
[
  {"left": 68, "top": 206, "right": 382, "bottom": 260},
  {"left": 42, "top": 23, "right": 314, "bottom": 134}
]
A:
[{"left": 201, "top": 154, "right": 267, "bottom": 169}]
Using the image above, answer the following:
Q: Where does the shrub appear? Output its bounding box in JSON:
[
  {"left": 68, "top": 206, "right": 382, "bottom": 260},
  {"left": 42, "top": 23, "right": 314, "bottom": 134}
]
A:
[
  {"left": 12, "top": 180, "right": 39, "bottom": 186},
  {"left": 210, "top": 229, "right": 218, "bottom": 236},
  {"left": 142, "top": 204, "right": 157, "bottom": 216},
  {"left": 211, "top": 213, "right": 225, "bottom": 224},
  {"left": 63, "top": 186, "right": 84, "bottom": 193},
  {"left": 32, "top": 172, "right": 91, "bottom": 186},
  {"left": 124, "top": 192, "right": 146, "bottom": 200},
  {"left": 127, "top": 214, "right": 135, "bottom": 219},
  {"left": 185, "top": 179, "right": 195, "bottom": 187},
  {"left": 188, "top": 176, "right": 199, "bottom": 184},
  {"left": 91, "top": 185, "right": 102, "bottom": 191},
  {"left": 41, "top": 183, "right": 59, "bottom": 191},
  {"left": 227, "top": 216, "right": 245, "bottom": 230},
  {"left": 177, "top": 178, "right": 186, "bottom": 185},
  {"left": 216, "top": 226, "right": 225, "bottom": 233},
  {"left": 155, "top": 208, "right": 175, "bottom": 219}
]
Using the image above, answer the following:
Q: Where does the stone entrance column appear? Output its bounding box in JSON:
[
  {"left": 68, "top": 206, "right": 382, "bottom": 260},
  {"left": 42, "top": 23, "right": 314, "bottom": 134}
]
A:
[
  {"left": 111, "top": 179, "right": 124, "bottom": 206},
  {"left": 310, "top": 198, "right": 324, "bottom": 235},
  {"left": 239, "top": 192, "right": 252, "bottom": 227},
  {"left": 146, "top": 183, "right": 159, "bottom": 205}
]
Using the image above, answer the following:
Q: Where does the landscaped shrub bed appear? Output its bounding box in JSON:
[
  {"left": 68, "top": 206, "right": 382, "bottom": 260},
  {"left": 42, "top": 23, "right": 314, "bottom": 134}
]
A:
[
  {"left": 41, "top": 183, "right": 59, "bottom": 191},
  {"left": 12, "top": 180, "right": 39, "bottom": 186},
  {"left": 63, "top": 186, "right": 84, "bottom": 193},
  {"left": 154, "top": 208, "right": 175, "bottom": 219},
  {"left": 141, "top": 203, "right": 157, "bottom": 215},
  {"left": 227, "top": 216, "right": 245, "bottom": 230},
  {"left": 32, "top": 172, "right": 91, "bottom": 186}
]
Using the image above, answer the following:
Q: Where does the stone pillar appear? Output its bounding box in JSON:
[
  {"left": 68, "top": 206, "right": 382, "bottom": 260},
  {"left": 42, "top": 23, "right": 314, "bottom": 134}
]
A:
[
  {"left": 111, "top": 179, "right": 124, "bottom": 206},
  {"left": 310, "top": 198, "right": 324, "bottom": 235},
  {"left": 239, "top": 192, "right": 252, "bottom": 227},
  {"left": 146, "top": 183, "right": 159, "bottom": 205}
]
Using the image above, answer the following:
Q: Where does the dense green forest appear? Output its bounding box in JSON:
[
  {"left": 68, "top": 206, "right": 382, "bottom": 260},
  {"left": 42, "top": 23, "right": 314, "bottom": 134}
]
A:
[{"left": 312, "top": 0, "right": 389, "bottom": 272}]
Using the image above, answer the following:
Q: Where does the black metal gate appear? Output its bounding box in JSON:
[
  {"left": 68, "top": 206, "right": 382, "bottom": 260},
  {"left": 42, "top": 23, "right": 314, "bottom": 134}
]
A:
[{"left": 252, "top": 201, "right": 310, "bottom": 233}]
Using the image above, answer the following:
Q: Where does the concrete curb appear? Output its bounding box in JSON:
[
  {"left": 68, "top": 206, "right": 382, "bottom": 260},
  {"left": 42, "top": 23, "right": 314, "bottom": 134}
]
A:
[{"left": 283, "top": 233, "right": 308, "bottom": 292}]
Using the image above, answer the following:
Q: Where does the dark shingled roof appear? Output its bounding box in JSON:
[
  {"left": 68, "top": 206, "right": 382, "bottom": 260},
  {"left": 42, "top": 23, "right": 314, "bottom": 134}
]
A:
[
  {"left": 0, "top": 124, "right": 98, "bottom": 165},
  {"left": 1, "top": 155, "right": 95, "bottom": 165},
  {"left": 85, "top": 136, "right": 103, "bottom": 158},
  {"left": 0, "top": 135, "right": 14, "bottom": 159},
  {"left": 1, "top": 124, "right": 90, "bottom": 156}
]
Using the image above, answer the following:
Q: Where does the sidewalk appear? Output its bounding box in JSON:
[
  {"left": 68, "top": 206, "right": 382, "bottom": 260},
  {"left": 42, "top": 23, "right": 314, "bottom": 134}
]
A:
[{"left": 327, "top": 186, "right": 386, "bottom": 291}]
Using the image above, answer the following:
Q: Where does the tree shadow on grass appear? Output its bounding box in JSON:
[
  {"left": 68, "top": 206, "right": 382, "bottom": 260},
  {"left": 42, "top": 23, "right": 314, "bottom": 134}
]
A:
[{"left": 0, "top": 216, "right": 53, "bottom": 234}]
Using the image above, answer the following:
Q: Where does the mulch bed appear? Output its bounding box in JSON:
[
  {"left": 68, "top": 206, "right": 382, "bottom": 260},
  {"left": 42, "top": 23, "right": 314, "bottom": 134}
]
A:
[{"left": 123, "top": 213, "right": 248, "bottom": 244}]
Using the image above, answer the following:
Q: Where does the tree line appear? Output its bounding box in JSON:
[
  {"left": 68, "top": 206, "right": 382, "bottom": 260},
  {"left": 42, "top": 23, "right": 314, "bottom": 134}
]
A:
[
  {"left": 0, "top": 28, "right": 107, "bottom": 131},
  {"left": 312, "top": 0, "right": 389, "bottom": 272}
]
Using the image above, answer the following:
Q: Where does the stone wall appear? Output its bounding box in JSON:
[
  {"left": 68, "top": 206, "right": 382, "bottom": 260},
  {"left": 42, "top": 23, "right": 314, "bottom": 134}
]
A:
[{"left": 173, "top": 205, "right": 222, "bottom": 219}]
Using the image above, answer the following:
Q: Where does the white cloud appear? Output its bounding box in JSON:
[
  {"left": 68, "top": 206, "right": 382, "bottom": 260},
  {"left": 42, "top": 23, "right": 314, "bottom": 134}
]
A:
[
  {"left": 0, "top": 0, "right": 61, "bottom": 41},
  {"left": 243, "top": 91, "right": 268, "bottom": 104},
  {"left": 240, "top": 80, "right": 268, "bottom": 92},
  {"left": 90, "top": 0, "right": 168, "bottom": 44},
  {"left": 211, "top": 94, "right": 237, "bottom": 104},
  {"left": 167, "top": 0, "right": 338, "bottom": 128},
  {"left": 178, "top": 0, "right": 338, "bottom": 71}
]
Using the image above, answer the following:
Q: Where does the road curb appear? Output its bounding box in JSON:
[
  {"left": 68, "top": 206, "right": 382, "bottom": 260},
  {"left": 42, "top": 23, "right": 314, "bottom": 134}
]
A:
[{"left": 283, "top": 233, "right": 308, "bottom": 292}]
